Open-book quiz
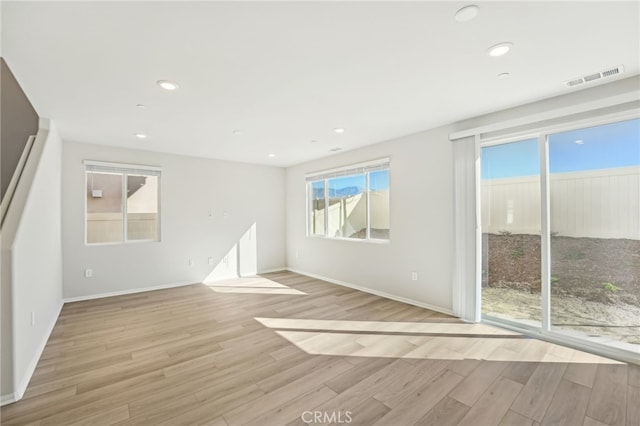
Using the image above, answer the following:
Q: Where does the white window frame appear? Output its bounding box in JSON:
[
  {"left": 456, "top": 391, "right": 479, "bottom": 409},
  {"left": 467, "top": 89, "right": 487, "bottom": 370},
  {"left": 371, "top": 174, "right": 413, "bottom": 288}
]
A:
[
  {"left": 473, "top": 110, "right": 640, "bottom": 365},
  {"left": 306, "top": 158, "right": 390, "bottom": 242},
  {"left": 84, "top": 160, "right": 162, "bottom": 245}
]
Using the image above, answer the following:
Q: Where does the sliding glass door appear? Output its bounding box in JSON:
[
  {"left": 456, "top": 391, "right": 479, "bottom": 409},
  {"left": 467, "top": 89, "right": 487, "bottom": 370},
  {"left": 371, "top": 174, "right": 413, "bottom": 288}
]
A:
[{"left": 480, "top": 117, "right": 640, "bottom": 358}]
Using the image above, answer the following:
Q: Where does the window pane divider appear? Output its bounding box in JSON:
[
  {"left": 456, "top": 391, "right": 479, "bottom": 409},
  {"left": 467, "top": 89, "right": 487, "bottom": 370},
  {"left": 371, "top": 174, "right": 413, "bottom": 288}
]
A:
[
  {"left": 366, "top": 173, "right": 371, "bottom": 240},
  {"left": 324, "top": 178, "right": 328, "bottom": 237},
  {"left": 122, "top": 172, "right": 128, "bottom": 243},
  {"left": 539, "top": 134, "right": 551, "bottom": 332}
]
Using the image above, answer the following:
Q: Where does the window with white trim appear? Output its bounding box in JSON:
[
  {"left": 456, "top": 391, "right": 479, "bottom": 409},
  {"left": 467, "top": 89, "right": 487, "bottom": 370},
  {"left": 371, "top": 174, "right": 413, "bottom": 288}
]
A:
[
  {"left": 307, "top": 158, "right": 390, "bottom": 240},
  {"left": 85, "top": 161, "right": 161, "bottom": 244}
]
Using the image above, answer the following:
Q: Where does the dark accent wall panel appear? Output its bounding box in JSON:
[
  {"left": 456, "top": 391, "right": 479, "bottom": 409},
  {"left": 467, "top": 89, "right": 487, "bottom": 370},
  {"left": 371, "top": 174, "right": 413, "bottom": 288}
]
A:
[{"left": 1, "top": 57, "right": 39, "bottom": 200}]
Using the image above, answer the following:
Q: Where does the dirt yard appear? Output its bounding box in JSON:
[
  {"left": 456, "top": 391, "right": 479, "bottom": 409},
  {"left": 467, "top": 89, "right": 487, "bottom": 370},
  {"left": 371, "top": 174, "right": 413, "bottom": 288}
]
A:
[{"left": 482, "top": 234, "right": 640, "bottom": 345}]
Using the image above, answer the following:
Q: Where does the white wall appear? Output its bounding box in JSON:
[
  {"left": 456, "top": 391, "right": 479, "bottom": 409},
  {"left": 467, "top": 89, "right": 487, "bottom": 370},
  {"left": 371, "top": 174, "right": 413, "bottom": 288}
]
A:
[
  {"left": 1, "top": 121, "right": 63, "bottom": 401},
  {"left": 286, "top": 126, "right": 455, "bottom": 313},
  {"left": 62, "top": 142, "right": 286, "bottom": 299}
]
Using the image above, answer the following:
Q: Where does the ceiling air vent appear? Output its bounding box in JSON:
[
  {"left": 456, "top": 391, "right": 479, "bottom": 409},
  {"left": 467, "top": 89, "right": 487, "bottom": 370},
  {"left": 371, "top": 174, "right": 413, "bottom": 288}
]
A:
[
  {"left": 565, "top": 65, "right": 624, "bottom": 88},
  {"left": 602, "top": 66, "right": 623, "bottom": 78}
]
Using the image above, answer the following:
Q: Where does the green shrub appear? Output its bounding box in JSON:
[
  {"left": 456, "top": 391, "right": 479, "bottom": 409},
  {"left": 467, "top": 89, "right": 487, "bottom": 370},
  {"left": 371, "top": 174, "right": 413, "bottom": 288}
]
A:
[
  {"left": 602, "top": 282, "right": 621, "bottom": 293},
  {"left": 510, "top": 248, "right": 525, "bottom": 259}
]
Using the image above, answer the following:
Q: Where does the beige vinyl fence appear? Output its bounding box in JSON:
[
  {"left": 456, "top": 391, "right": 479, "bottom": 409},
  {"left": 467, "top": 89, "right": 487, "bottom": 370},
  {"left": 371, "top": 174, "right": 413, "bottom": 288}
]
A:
[
  {"left": 481, "top": 166, "right": 639, "bottom": 239},
  {"left": 313, "top": 190, "right": 390, "bottom": 238}
]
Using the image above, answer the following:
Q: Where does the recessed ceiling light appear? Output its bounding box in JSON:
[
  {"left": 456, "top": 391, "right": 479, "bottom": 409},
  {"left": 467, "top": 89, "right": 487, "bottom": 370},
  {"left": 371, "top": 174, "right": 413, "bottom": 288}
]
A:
[
  {"left": 134, "top": 133, "right": 148, "bottom": 139},
  {"left": 156, "top": 80, "right": 179, "bottom": 91},
  {"left": 268, "top": 153, "right": 276, "bottom": 158},
  {"left": 330, "top": 147, "right": 342, "bottom": 152},
  {"left": 497, "top": 72, "right": 511, "bottom": 79},
  {"left": 233, "top": 130, "right": 242, "bottom": 135},
  {"left": 334, "top": 128, "right": 345, "bottom": 134},
  {"left": 488, "top": 42, "right": 513, "bottom": 57},
  {"left": 575, "top": 139, "right": 584, "bottom": 145},
  {"left": 136, "top": 104, "right": 147, "bottom": 109},
  {"left": 454, "top": 5, "right": 479, "bottom": 22},
  {"left": 310, "top": 140, "right": 319, "bottom": 143}
]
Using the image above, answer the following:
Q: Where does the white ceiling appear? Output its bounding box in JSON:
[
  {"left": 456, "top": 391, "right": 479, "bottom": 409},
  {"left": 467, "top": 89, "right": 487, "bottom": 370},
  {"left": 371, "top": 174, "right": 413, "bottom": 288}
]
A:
[{"left": 2, "top": 1, "right": 639, "bottom": 167}]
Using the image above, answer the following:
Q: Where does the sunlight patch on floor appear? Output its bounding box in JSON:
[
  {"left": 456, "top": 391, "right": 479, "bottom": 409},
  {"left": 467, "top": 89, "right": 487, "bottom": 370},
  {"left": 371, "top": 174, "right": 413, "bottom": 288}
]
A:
[
  {"left": 206, "top": 277, "right": 307, "bottom": 295},
  {"left": 255, "top": 317, "right": 520, "bottom": 336},
  {"left": 256, "top": 317, "right": 621, "bottom": 364}
]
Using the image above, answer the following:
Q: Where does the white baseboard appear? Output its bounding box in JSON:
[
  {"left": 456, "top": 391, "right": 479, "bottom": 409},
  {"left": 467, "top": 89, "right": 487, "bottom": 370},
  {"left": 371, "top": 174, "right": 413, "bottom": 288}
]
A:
[
  {"left": 12, "top": 300, "right": 64, "bottom": 403},
  {"left": 286, "top": 268, "right": 454, "bottom": 317},
  {"left": 63, "top": 271, "right": 290, "bottom": 303},
  {"left": 258, "top": 267, "right": 287, "bottom": 274},
  {"left": 0, "top": 392, "right": 17, "bottom": 406},
  {"left": 63, "top": 280, "right": 197, "bottom": 303}
]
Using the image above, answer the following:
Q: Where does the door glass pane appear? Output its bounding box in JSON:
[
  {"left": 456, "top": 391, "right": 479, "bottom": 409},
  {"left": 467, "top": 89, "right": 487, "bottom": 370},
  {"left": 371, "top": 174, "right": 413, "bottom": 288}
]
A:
[
  {"left": 126, "top": 174, "right": 159, "bottom": 241},
  {"left": 369, "top": 170, "right": 390, "bottom": 240},
  {"left": 548, "top": 119, "right": 640, "bottom": 351},
  {"left": 481, "top": 138, "right": 541, "bottom": 327},
  {"left": 86, "top": 172, "right": 123, "bottom": 244},
  {"left": 310, "top": 181, "right": 325, "bottom": 236},
  {"left": 327, "top": 174, "right": 366, "bottom": 239}
]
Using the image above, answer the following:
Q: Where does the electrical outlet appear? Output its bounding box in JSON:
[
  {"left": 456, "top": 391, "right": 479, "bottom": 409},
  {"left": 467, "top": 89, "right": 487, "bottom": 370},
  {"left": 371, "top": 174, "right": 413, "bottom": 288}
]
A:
[
  {"left": 223, "top": 211, "right": 229, "bottom": 219},
  {"left": 84, "top": 268, "right": 93, "bottom": 278},
  {"left": 208, "top": 257, "right": 214, "bottom": 265},
  {"left": 411, "top": 271, "right": 418, "bottom": 281},
  {"left": 189, "top": 259, "right": 195, "bottom": 267}
]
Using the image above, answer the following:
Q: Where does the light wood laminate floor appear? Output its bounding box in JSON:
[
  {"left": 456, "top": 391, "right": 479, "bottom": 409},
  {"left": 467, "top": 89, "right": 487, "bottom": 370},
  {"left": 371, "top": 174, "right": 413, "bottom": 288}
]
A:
[{"left": 1, "top": 271, "right": 638, "bottom": 425}]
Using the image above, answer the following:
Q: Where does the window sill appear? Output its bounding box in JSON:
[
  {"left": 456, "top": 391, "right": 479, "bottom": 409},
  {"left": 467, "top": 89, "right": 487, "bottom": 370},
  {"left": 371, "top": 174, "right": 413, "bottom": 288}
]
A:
[
  {"left": 306, "top": 235, "right": 390, "bottom": 244},
  {"left": 86, "top": 239, "right": 161, "bottom": 246}
]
